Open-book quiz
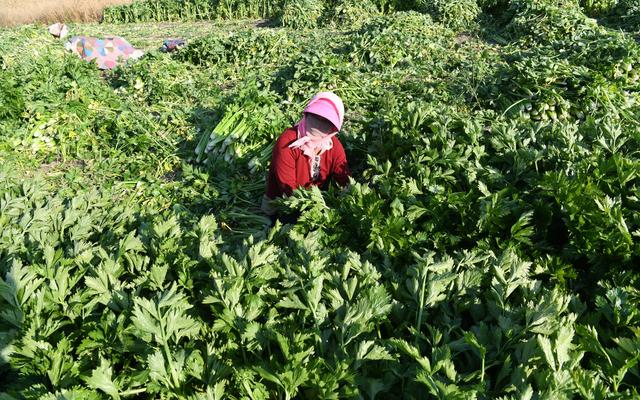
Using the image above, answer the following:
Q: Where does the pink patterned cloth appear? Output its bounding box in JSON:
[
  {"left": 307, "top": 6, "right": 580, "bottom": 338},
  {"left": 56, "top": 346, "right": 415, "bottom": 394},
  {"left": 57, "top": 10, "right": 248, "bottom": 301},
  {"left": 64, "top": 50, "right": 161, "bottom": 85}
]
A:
[
  {"left": 65, "top": 36, "right": 144, "bottom": 70},
  {"left": 303, "top": 91, "right": 345, "bottom": 131}
]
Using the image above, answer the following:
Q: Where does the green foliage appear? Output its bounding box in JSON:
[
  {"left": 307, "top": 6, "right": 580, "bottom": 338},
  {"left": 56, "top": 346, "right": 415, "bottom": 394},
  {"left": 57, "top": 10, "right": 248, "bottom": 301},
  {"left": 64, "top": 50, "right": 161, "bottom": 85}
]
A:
[
  {"left": 476, "top": 0, "right": 509, "bottom": 10},
  {"left": 280, "top": 0, "right": 324, "bottom": 29},
  {"left": 427, "top": 0, "right": 482, "bottom": 31},
  {"left": 326, "top": 0, "right": 381, "bottom": 29},
  {"left": 2, "top": 7, "right": 640, "bottom": 399},
  {"left": 581, "top": 0, "right": 619, "bottom": 16},
  {"left": 101, "top": 0, "right": 457, "bottom": 24},
  {"left": 607, "top": 0, "right": 640, "bottom": 29},
  {"left": 103, "top": 0, "right": 285, "bottom": 23},
  {"left": 617, "top": 0, "right": 640, "bottom": 13},
  {"left": 349, "top": 12, "right": 450, "bottom": 68},
  {"left": 103, "top": 0, "right": 217, "bottom": 23},
  {"left": 0, "top": 73, "right": 24, "bottom": 121},
  {"left": 505, "top": 0, "right": 600, "bottom": 44}
]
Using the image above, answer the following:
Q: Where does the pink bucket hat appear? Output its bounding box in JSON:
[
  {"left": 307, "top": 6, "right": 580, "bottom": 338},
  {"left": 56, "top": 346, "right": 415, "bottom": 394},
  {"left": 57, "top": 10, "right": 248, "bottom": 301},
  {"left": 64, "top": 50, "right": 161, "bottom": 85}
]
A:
[{"left": 303, "top": 92, "right": 345, "bottom": 132}]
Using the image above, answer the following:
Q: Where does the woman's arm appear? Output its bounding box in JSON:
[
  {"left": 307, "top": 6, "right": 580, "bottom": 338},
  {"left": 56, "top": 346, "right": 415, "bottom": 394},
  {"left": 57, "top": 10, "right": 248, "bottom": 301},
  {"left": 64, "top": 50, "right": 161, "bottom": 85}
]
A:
[
  {"left": 269, "top": 132, "right": 299, "bottom": 197},
  {"left": 330, "top": 138, "right": 351, "bottom": 186}
]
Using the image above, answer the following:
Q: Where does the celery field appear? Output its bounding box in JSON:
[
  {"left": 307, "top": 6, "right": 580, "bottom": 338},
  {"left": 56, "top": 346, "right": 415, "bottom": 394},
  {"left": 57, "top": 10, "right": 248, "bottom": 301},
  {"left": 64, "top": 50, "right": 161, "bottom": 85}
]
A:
[{"left": 1, "top": 0, "right": 640, "bottom": 398}]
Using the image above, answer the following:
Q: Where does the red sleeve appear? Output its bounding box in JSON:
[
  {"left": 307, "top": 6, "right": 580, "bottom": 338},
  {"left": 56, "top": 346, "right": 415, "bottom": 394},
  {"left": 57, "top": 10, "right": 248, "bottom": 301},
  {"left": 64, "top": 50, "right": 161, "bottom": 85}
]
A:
[
  {"left": 330, "top": 138, "right": 351, "bottom": 187},
  {"left": 268, "top": 131, "right": 298, "bottom": 198}
]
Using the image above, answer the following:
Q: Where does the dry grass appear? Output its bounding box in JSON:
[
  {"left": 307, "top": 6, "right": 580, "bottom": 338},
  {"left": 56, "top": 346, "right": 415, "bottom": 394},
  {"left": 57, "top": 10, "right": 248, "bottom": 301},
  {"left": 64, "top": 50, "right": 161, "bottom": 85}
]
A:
[{"left": 0, "top": 0, "right": 133, "bottom": 27}]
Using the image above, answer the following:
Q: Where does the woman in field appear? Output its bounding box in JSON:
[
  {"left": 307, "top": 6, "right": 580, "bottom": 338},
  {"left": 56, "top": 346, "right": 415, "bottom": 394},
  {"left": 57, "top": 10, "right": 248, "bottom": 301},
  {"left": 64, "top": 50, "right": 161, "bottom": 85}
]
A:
[{"left": 262, "top": 92, "right": 351, "bottom": 224}]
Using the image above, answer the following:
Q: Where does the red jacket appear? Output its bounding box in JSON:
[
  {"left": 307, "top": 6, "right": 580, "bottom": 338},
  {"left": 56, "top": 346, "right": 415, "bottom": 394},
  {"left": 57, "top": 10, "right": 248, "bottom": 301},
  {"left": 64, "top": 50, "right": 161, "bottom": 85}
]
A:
[{"left": 266, "top": 127, "right": 350, "bottom": 199}]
